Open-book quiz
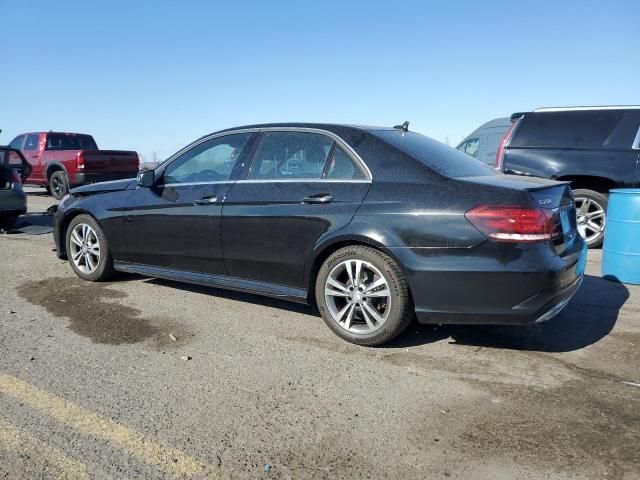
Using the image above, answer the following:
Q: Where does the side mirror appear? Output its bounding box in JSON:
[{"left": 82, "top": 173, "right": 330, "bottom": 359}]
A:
[{"left": 137, "top": 169, "right": 155, "bottom": 188}]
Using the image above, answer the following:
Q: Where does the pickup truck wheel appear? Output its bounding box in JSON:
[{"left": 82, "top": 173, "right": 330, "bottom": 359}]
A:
[
  {"left": 49, "top": 171, "right": 69, "bottom": 200},
  {"left": 573, "top": 189, "right": 607, "bottom": 248},
  {"left": 65, "top": 214, "right": 115, "bottom": 281}
]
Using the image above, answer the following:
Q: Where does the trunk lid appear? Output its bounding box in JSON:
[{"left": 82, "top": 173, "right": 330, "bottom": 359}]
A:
[{"left": 462, "top": 175, "right": 578, "bottom": 253}]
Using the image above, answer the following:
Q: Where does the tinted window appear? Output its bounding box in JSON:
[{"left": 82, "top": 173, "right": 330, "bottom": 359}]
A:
[
  {"left": 511, "top": 111, "right": 640, "bottom": 149},
  {"left": 249, "top": 132, "right": 333, "bottom": 180},
  {"left": 162, "top": 133, "right": 252, "bottom": 184},
  {"left": 46, "top": 134, "right": 98, "bottom": 150},
  {"left": 24, "top": 134, "right": 40, "bottom": 150},
  {"left": 483, "top": 133, "right": 505, "bottom": 164},
  {"left": 375, "top": 130, "right": 497, "bottom": 178},
  {"left": 9, "top": 135, "right": 24, "bottom": 150},
  {"left": 457, "top": 138, "right": 480, "bottom": 158},
  {"left": 325, "top": 146, "right": 367, "bottom": 180}
]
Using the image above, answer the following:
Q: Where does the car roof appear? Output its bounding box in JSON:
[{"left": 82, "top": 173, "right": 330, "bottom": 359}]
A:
[
  {"left": 17, "top": 132, "right": 94, "bottom": 136},
  {"left": 532, "top": 105, "right": 640, "bottom": 113},
  {"left": 214, "top": 122, "right": 396, "bottom": 134},
  {"left": 458, "top": 117, "right": 512, "bottom": 145}
]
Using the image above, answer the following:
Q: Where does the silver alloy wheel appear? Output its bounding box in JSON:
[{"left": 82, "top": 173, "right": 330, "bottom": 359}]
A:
[
  {"left": 575, "top": 197, "right": 606, "bottom": 243},
  {"left": 69, "top": 223, "right": 101, "bottom": 274},
  {"left": 324, "top": 259, "right": 391, "bottom": 334}
]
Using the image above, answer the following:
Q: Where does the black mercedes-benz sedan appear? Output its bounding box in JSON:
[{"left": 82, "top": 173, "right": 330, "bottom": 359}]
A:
[{"left": 53, "top": 123, "right": 587, "bottom": 345}]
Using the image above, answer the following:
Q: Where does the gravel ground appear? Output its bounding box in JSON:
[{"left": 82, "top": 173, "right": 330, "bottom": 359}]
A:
[{"left": 0, "top": 187, "right": 638, "bottom": 479}]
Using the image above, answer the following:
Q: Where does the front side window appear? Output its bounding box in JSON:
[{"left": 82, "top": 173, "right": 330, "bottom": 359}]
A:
[
  {"left": 24, "top": 134, "right": 40, "bottom": 150},
  {"left": 249, "top": 132, "right": 333, "bottom": 180},
  {"left": 162, "top": 133, "right": 252, "bottom": 184},
  {"left": 458, "top": 138, "right": 480, "bottom": 158},
  {"left": 9, "top": 135, "right": 24, "bottom": 150}
]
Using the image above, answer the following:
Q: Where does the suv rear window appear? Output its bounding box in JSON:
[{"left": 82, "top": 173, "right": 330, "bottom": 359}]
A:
[
  {"left": 374, "top": 130, "right": 496, "bottom": 178},
  {"left": 510, "top": 111, "right": 640, "bottom": 149},
  {"left": 46, "top": 134, "right": 98, "bottom": 151}
]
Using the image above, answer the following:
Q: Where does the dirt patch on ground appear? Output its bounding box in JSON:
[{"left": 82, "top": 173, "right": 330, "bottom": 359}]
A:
[
  {"left": 16, "top": 277, "right": 180, "bottom": 345},
  {"left": 451, "top": 376, "right": 640, "bottom": 479}
]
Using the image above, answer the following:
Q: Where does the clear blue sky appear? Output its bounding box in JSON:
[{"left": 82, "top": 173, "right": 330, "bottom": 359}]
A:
[{"left": 1, "top": 0, "right": 638, "bottom": 162}]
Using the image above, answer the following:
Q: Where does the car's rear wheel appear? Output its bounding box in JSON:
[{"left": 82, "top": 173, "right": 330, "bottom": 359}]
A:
[
  {"left": 315, "top": 246, "right": 413, "bottom": 346},
  {"left": 49, "top": 171, "right": 69, "bottom": 200},
  {"left": 573, "top": 189, "right": 607, "bottom": 248},
  {"left": 65, "top": 214, "right": 114, "bottom": 281}
]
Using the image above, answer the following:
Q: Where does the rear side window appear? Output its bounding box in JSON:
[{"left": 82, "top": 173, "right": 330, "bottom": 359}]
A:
[
  {"left": 511, "top": 111, "right": 640, "bottom": 149},
  {"left": 46, "top": 134, "right": 98, "bottom": 150},
  {"left": 457, "top": 138, "right": 480, "bottom": 158},
  {"left": 249, "top": 132, "right": 333, "bottom": 180},
  {"left": 325, "top": 146, "right": 367, "bottom": 180},
  {"left": 24, "top": 134, "right": 40, "bottom": 150},
  {"left": 374, "top": 130, "right": 497, "bottom": 178},
  {"left": 483, "top": 133, "right": 505, "bottom": 164}
]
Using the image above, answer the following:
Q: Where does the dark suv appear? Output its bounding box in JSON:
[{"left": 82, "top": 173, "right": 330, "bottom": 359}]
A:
[{"left": 497, "top": 106, "right": 640, "bottom": 247}]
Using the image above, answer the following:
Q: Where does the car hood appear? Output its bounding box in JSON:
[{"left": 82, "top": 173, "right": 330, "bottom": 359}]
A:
[{"left": 70, "top": 178, "right": 136, "bottom": 196}]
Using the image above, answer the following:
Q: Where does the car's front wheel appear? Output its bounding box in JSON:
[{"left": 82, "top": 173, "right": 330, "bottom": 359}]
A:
[
  {"left": 65, "top": 214, "right": 115, "bottom": 281},
  {"left": 315, "top": 246, "right": 413, "bottom": 346}
]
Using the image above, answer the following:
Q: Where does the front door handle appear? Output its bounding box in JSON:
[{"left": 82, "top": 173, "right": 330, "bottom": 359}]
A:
[
  {"left": 301, "top": 194, "right": 333, "bottom": 204},
  {"left": 193, "top": 196, "right": 217, "bottom": 205}
]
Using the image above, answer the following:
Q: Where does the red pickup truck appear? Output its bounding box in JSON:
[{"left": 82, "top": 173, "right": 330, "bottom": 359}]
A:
[{"left": 9, "top": 132, "right": 139, "bottom": 199}]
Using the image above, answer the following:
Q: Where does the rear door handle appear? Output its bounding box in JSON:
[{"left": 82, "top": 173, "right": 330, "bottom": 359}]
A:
[
  {"left": 301, "top": 194, "right": 333, "bottom": 204},
  {"left": 193, "top": 196, "right": 217, "bottom": 205}
]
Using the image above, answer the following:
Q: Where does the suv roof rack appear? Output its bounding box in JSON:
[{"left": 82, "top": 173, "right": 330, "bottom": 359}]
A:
[{"left": 534, "top": 105, "right": 640, "bottom": 112}]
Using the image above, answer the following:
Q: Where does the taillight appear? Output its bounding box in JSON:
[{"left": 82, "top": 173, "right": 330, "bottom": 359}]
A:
[
  {"left": 77, "top": 152, "right": 85, "bottom": 169},
  {"left": 465, "top": 205, "right": 560, "bottom": 243},
  {"left": 495, "top": 117, "right": 521, "bottom": 171}
]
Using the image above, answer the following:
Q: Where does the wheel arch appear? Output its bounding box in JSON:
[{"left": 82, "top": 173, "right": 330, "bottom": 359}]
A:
[
  {"left": 45, "top": 162, "right": 68, "bottom": 182},
  {"left": 303, "top": 235, "right": 408, "bottom": 305},
  {"left": 555, "top": 175, "right": 618, "bottom": 194},
  {"left": 57, "top": 208, "right": 100, "bottom": 258}
]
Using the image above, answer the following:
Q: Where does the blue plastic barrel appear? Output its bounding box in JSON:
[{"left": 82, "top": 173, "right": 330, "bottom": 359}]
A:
[{"left": 602, "top": 188, "right": 640, "bottom": 285}]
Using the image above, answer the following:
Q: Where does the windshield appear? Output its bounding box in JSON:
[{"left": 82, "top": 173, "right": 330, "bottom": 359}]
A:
[
  {"left": 46, "top": 134, "right": 98, "bottom": 151},
  {"left": 374, "top": 130, "right": 497, "bottom": 178}
]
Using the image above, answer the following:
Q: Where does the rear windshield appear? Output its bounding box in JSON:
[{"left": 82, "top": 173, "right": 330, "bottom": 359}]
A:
[
  {"left": 511, "top": 110, "right": 640, "bottom": 149},
  {"left": 46, "top": 134, "right": 98, "bottom": 151},
  {"left": 374, "top": 130, "right": 497, "bottom": 178}
]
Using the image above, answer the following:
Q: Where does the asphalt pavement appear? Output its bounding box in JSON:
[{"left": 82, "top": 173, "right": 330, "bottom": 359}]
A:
[{"left": 0, "top": 186, "right": 638, "bottom": 479}]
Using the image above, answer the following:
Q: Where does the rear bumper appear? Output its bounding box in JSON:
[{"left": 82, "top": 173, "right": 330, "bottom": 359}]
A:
[
  {"left": 72, "top": 172, "right": 137, "bottom": 185},
  {"left": 391, "top": 236, "right": 587, "bottom": 326},
  {"left": 0, "top": 189, "right": 27, "bottom": 215}
]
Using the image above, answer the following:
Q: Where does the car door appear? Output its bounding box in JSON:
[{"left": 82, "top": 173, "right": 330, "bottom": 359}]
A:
[
  {"left": 22, "top": 134, "right": 43, "bottom": 182},
  {"left": 221, "top": 129, "right": 371, "bottom": 288},
  {"left": 121, "top": 131, "right": 256, "bottom": 274}
]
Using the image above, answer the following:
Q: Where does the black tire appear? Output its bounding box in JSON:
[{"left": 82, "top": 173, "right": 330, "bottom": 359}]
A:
[
  {"left": 0, "top": 214, "right": 20, "bottom": 231},
  {"left": 65, "top": 214, "right": 115, "bottom": 281},
  {"left": 315, "top": 246, "right": 413, "bottom": 346},
  {"left": 573, "top": 189, "right": 608, "bottom": 248},
  {"left": 49, "top": 170, "right": 69, "bottom": 200}
]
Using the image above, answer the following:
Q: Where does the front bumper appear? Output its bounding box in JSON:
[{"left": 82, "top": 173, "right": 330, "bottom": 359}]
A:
[
  {"left": 72, "top": 172, "right": 137, "bottom": 186},
  {"left": 392, "top": 235, "right": 587, "bottom": 326}
]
